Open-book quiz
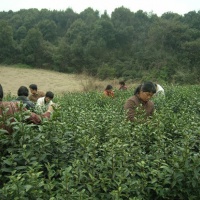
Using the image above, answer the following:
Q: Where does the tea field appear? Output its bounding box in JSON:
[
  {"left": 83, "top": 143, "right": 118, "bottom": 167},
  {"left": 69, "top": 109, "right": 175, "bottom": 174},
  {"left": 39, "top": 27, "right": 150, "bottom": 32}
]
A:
[{"left": 0, "top": 85, "right": 200, "bottom": 199}]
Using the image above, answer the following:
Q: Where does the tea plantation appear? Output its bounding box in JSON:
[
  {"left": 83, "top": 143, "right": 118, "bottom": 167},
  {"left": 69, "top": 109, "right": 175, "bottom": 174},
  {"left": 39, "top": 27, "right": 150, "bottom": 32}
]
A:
[{"left": 0, "top": 85, "right": 200, "bottom": 199}]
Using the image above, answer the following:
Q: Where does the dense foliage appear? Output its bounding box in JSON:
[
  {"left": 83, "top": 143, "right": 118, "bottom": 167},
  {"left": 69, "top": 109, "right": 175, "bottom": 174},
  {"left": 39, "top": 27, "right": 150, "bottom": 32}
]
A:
[
  {"left": 0, "top": 85, "right": 200, "bottom": 199},
  {"left": 0, "top": 8, "right": 200, "bottom": 83}
]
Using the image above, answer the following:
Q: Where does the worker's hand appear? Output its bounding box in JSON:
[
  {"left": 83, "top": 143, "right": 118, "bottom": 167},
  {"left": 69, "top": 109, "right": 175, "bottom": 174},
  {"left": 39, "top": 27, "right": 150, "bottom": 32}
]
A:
[{"left": 47, "top": 104, "right": 54, "bottom": 113}]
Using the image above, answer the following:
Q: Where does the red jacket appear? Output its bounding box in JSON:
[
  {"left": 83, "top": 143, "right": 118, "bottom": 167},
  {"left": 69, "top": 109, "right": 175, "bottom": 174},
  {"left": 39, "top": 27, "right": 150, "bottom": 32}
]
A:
[{"left": 104, "top": 90, "right": 114, "bottom": 97}]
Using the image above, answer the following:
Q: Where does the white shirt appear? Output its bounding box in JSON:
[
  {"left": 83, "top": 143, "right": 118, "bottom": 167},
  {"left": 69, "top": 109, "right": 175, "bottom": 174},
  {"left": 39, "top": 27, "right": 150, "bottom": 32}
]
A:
[
  {"left": 36, "top": 97, "right": 53, "bottom": 113},
  {"left": 156, "top": 84, "right": 165, "bottom": 95}
]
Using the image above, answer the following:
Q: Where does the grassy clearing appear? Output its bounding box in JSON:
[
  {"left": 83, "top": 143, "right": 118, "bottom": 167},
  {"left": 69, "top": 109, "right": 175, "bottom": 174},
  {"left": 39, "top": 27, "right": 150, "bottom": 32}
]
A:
[{"left": 0, "top": 65, "right": 134, "bottom": 96}]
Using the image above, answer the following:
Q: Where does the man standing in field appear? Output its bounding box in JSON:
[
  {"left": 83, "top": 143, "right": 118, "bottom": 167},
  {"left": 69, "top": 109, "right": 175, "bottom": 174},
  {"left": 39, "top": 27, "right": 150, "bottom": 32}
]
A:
[{"left": 29, "top": 84, "right": 45, "bottom": 103}]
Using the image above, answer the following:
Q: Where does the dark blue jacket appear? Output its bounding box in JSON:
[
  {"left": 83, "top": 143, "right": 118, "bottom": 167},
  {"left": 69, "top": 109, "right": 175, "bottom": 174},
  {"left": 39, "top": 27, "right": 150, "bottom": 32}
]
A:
[{"left": 15, "top": 96, "right": 35, "bottom": 110}]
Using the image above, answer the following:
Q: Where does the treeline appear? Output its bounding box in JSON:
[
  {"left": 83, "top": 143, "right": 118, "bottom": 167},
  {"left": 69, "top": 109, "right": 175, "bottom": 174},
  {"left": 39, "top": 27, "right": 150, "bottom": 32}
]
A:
[{"left": 0, "top": 7, "right": 200, "bottom": 83}]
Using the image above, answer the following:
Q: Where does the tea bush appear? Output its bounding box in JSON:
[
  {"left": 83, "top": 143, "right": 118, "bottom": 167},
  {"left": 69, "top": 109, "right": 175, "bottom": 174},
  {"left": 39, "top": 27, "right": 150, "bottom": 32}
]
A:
[{"left": 0, "top": 85, "right": 200, "bottom": 199}]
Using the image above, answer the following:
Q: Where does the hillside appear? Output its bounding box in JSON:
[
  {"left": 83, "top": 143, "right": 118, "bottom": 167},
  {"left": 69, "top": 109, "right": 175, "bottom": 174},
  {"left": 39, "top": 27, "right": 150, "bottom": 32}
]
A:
[{"left": 0, "top": 66, "right": 121, "bottom": 96}]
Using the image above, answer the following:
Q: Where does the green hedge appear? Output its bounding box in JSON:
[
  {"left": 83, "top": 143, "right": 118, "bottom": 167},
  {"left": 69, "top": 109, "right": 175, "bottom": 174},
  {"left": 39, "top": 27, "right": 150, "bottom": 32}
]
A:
[{"left": 0, "top": 85, "right": 200, "bottom": 199}]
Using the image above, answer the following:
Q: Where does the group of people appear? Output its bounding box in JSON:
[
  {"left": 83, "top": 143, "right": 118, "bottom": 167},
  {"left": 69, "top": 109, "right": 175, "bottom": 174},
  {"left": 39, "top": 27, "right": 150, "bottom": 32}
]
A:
[
  {"left": 104, "top": 81, "right": 165, "bottom": 122},
  {"left": 103, "top": 81, "right": 128, "bottom": 97},
  {"left": 0, "top": 84, "right": 55, "bottom": 133},
  {"left": 24, "top": 84, "right": 54, "bottom": 112},
  {"left": 0, "top": 80, "right": 165, "bottom": 133}
]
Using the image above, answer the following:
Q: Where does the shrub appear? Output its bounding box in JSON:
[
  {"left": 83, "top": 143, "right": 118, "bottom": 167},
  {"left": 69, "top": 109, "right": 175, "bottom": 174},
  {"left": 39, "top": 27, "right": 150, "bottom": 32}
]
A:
[
  {"left": 1, "top": 85, "right": 200, "bottom": 199},
  {"left": 97, "top": 64, "right": 116, "bottom": 80}
]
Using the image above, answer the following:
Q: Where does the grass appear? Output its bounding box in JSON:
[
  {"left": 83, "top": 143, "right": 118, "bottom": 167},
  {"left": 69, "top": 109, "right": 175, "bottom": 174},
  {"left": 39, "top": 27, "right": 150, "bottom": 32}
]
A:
[{"left": 0, "top": 65, "right": 134, "bottom": 96}]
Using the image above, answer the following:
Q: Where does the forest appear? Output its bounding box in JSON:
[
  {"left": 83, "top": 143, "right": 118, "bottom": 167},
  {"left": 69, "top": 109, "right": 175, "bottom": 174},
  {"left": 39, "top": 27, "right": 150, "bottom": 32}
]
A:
[{"left": 0, "top": 7, "right": 200, "bottom": 84}]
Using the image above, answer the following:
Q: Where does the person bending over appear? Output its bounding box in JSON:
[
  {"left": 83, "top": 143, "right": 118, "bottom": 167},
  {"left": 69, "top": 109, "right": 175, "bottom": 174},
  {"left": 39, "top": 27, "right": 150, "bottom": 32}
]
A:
[
  {"left": 29, "top": 84, "right": 45, "bottom": 103},
  {"left": 124, "top": 81, "right": 156, "bottom": 122},
  {"left": 14, "top": 86, "right": 35, "bottom": 110},
  {"left": 0, "top": 84, "right": 53, "bottom": 134},
  {"left": 36, "top": 91, "right": 54, "bottom": 113},
  {"left": 104, "top": 85, "right": 114, "bottom": 97},
  {"left": 119, "top": 81, "right": 127, "bottom": 90}
]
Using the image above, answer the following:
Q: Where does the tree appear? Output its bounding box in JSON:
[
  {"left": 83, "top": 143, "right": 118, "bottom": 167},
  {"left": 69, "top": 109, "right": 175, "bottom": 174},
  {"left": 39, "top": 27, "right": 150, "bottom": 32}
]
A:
[
  {"left": 51, "top": 8, "right": 78, "bottom": 37},
  {"left": 15, "top": 26, "right": 27, "bottom": 41},
  {"left": 63, "top": 19, "right": 90, "bottom": 72},
  {"left": 37, "top": 19, "right": 57, "bottom": 42},
  {"left": 97, "top": 63, "right": 116, "bottom": 80},
  {"left": 111, "top": 7, "right": 134, "bottom": 48},
  {"left": 53, "top": 38, "right": 72, "bottom": 72},
  {"left": 18, "top": 9, "right": 40, "bottom": 29},
  {"left": 93, "top": 18, "right": 116, "bottom": 49},
  {"left": 183, "top": 11, "right": 200, "bottom": 30},
  {"left": 182, "top": 38, "right": 200, "bottom": 68},
  {"left": 9, "top": 14, "right": 23, "bottom": 30},
  {"left": 0, "top": 20, "right": 14, "bottom": 63},
  {"left": 79, "top": 7, "right": 99, "bottom": 26},
  {"left": 22, "top": 28, "right": 44, "bottom": 66},
  {"left": 161, "top": 12, "right": 182, "bottom": 21}
]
